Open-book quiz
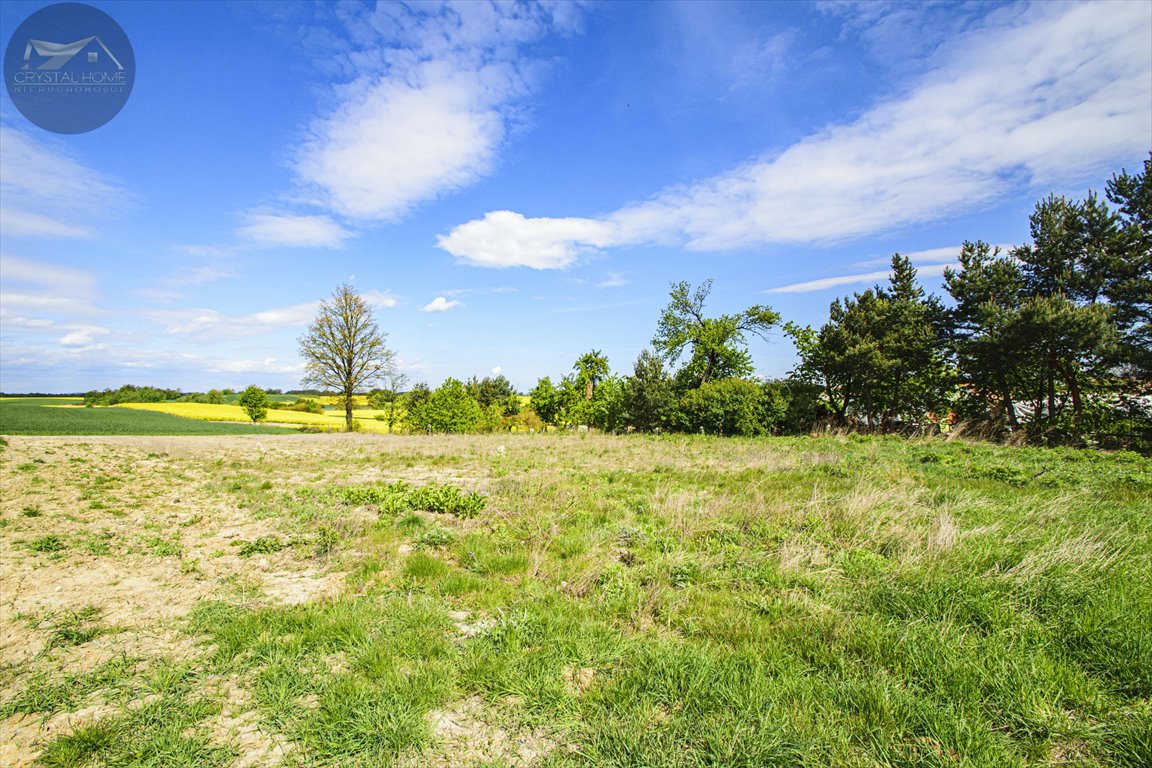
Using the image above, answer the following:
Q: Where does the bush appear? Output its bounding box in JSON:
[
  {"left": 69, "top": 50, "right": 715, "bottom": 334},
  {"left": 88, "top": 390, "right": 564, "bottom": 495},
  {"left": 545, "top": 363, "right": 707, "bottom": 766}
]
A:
[
  {"left": 409, "top": 378, "right": 484, "bottom": 433},
  {"left": 677, "top": 378, "right": 776, "bottom": 436},
  {"left": 280, "top": 398, "right": 323, "bottom": 414},
  {"left": 238, "top": 386, "right": 269, "bottom": 423}
]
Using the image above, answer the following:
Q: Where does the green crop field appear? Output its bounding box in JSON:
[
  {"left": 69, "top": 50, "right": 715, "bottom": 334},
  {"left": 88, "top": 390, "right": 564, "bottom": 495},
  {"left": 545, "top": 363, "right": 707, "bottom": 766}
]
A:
[
  {"left": 0, "top": 398, "right": 295, "bottom": 436},
  {"left": 1, "top": 433, "right": 1149, "bottom": 767}
]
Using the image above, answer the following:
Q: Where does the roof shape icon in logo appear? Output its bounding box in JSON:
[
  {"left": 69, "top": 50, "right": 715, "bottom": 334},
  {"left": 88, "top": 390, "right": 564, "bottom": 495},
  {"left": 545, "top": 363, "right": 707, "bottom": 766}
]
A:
[{"left": 22, "top": 36, "right": 125, "bottom": 71}]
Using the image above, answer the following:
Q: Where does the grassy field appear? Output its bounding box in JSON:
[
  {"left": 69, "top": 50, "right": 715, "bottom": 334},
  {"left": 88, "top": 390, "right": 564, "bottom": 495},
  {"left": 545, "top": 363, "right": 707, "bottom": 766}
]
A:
[
  {"left": 0, "top": 398, "right": 295, "bottom": 436},
  {"left": 0, "top": 433, "right": 1148, "bottom": 767}
]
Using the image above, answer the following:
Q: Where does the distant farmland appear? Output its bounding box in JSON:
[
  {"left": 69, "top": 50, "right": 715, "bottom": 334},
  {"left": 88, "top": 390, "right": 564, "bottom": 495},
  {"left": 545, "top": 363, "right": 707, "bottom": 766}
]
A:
[{"left": 0, "top": 398, "right": 295, "bottom": 436}]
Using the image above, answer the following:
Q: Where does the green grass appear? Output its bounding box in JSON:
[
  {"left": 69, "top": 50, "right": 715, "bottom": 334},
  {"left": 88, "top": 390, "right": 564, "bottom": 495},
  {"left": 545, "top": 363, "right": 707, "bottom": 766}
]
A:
[
  {"left": 0, "top": 397, "right": 296, "bottom": 435},
  {"left": 11, "top": 433, "right": 1151, "bottom": 767},
  {"left": 21, "top": 660, "right": 230, "bottom": 768}
]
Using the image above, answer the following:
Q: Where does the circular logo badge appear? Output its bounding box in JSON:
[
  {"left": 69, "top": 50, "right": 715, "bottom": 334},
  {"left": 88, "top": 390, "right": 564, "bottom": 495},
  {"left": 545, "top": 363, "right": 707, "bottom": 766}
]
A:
[{"left": 4, "top": 2, "right": 135, "bottom": 134}]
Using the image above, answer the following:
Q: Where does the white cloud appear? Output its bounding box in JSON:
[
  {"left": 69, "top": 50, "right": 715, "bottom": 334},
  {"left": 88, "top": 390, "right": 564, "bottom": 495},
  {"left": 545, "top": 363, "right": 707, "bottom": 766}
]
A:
[
  {"left": 1, "top": 254, "right": 97, "bottom": 295},
  {"left": 852, "top": 246, "right": 962, "bottom": 269},
  {"left": 668, "top": 3, "right": 798, "bottom": 93},
  {"left": 439, "top": 3, "right": 1151, "bottom": 266},
  {"left": 491, "top": 365, "right": 502, "bottom": 376},
  {"left": 152, "top": 287, "right": 397, "bottom": 336},
  {"left": 0, "top": 209, "right": 94, "bottom": 239},
  {"left": 175, "top": 264, "right": 237, "bottom": 285},
  {"left": 154, "top": 300, "right": 320, "bottom": 335},
  {"left": 766, "top": 263, "right": 950, "bottom": 294},
  {"left": 209, "top": 357, "right": 301, "bottom": 374},
  {"left": 597, "top": 272, "right": 629, "bottom": 288},
  {"left": 0, "top": 123, "right": 128, "bottom": 239},
  {"left": 0, "top": 293, "right": 95, "bottom": 313},
  {"left": 58, "top": 325, "right": 111, "bottom": 347},
  {"left": 1, "top": 315, "right": 53, "bottom": 328},
  {"left": 421, "top": 296, "right": 462, "bottom": 313},
  {"left": 441, "top": 286, "right": 516, "bottom": 297},
  {"left": 296, "top": 69, "right": 509, "bottom": 221},
  {"left": 238, "top": 211, "right": 354, "bottom": 248},
  {"left": 396, "top": 357, "right": 430, "bottom": 374},
  {"left": 0, "top": 256, "right": 104, "bottom": 342},
  {"left": 361, "top": 289, "right": 399, "bottom": 309},
  {"left": 249, "top": 302, "right": 323, "bottom": 327},
  {"left": 437, "top": 210, "right": 615, "bottom": 268},
  {"left": 851, "top": 245, "right": 1017, "bottom": 269},
  {"left": 292, "top": 2, "right": 583, "bottom": 222}
]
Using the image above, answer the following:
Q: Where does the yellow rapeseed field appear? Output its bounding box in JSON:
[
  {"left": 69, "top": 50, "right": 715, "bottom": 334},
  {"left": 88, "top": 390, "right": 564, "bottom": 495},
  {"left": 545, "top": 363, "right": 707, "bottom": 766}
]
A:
[{"left": 114, "top": 403, "right": 395, "bottom": 433}]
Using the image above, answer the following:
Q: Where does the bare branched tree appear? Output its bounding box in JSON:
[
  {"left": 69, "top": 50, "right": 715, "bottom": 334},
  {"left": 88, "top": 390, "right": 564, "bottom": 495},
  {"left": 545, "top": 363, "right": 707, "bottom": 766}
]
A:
[{"left": 299, "top": 284, "right": 396, "bottom": 431}]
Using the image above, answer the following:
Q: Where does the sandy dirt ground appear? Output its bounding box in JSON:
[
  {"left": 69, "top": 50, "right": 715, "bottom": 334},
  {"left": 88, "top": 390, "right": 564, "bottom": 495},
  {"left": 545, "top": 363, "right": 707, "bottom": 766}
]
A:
[{"left": 0, "top": 434, "right": 483, "bottom": 767}]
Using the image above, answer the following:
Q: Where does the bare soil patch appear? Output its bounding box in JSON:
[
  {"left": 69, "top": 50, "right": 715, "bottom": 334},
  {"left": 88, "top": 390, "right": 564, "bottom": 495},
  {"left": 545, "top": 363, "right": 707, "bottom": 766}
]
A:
[{"left": 0, "top": 436, "right": 387, "bottom": 765}]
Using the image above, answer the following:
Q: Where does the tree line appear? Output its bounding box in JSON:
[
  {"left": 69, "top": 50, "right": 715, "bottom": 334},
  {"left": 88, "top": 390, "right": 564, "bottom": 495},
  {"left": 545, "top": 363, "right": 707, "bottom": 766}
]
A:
[
  {"left": 77, "top": 157, "right": 1150, "bottom": 450},
  {"left": 513, "top": 157, "right": 1148, "bottom": 449},
  {"left": 785, "top": 157, "right": 1150, "bottom": 449}
]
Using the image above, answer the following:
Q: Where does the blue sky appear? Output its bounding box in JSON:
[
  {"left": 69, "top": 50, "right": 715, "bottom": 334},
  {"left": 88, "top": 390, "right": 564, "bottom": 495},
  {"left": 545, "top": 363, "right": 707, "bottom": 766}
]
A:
[{"left": 2, "top": 0, "right": 1149, "bottom": 394}]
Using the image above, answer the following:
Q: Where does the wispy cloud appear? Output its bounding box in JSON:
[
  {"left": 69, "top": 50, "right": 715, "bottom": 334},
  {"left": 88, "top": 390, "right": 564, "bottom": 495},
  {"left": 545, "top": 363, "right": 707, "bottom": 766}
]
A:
[
  {"left": 176, "top": 264, "right": 237, "bottom": 285},
  {"left": 0, "top": 254, "right": 103, "bottom": 321},
  {"left": 766, "top": 263, "right": 950, "bottom": 294},
  {"left": 667, "top": 2, "right": 798, "bottom": 94},
  {"left": 852, "top": 246, "right": 961, "bottom": 269},
  {"left": 292, "top": 2, "right": 586, "bottom": 223},
  {"left": 550, "top": 299, "right": 646, "bottom": 314},
  {"left": 597, "top": 272, "right": 629, "bottom": 288},
  {"left": 441, "top": 286, "right": 516, "bottom": 297},
  {"left": 152, "top": 288, "right": 397, "bottom": 336},
  {"left": 421, "top": 296, "right": 462, "bottom": 313},
  {"left": 151, "top": 302, "right": 321, "bottom": 336},
  {"left": 208, "top": 357, "right": 301, "bottom": 375},
  {"left": 1, "top": 315, "right": 53, "bottom": 329},
  {"left": 0, "top": 123, "right": 129, "bottom": 240},
  {"left": 0, "top": 209, "right": 94, "bottom": 239},
  {"left": 1, "top": 254, "right": 98, "bottom": 296},
  {"left": 238, "top": 211, "right": 354, "bottom": 248},
  {"left": 439, "top": 3, "right": 1151, "bottom": 267},
  {"left": 850, "top": 245, "right": 1016, "bottom": 270},
  {"left": 0, "top": 293, "right": 90, "bottom": 312}
]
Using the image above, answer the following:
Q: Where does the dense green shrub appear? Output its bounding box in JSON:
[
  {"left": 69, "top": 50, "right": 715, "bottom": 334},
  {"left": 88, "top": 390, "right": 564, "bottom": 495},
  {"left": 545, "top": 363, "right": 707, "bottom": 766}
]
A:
[
  {"left": 330, "top": 482, "right": 487, "bottom": 519},
  {"left": 406, "top": 378, "right": 484, "bottom": 433}
]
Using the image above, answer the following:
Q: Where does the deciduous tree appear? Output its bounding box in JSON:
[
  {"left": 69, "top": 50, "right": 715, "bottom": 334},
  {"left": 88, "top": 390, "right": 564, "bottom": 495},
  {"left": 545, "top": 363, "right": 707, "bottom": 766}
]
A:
[
  {"left": 573, "top": 350, "right": 610, "bottom": 401},
  {"left": 238, "top": 385, "right": 268, "bottom": 424},
  {"left": 299, "top": 284, "right": 397, "bottom": 431},
  {"left": 653, "top": 279, "right": 779, "bottom": 387}
]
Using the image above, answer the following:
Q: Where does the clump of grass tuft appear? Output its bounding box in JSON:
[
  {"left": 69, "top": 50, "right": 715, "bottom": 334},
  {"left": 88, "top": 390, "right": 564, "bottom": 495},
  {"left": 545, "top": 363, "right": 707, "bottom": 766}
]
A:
[
  {"left": 29, "top": 534, "right": 65, "bottom": 553},
  {"left": 146, "top": 535, "right": 181, "bottom": 557},
  {"left": 43, "top": 606, "right": 106, "bottom": 650},
  {"left": 237, "top": 536, "right": 284, "bottom": 556},
  {"left": 415, "top": 527, "right": 455, "bottom": 548}
]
